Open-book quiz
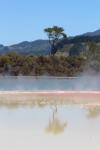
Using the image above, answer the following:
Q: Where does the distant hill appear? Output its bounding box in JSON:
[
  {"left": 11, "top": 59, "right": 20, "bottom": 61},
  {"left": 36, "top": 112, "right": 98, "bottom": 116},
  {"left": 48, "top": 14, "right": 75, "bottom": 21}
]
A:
[
  {"left": 0, "top": 29, "right": 100, "bottom": 55},
  {"left": 0, "top": 40, "right": 50, "bottom": 55},
  {"left": 83, "top": 29, "right": 100, "bottom": 37}
]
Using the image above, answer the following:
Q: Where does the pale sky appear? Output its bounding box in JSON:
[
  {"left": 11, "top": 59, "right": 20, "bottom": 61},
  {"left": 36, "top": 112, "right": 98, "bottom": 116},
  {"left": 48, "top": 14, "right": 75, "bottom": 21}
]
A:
[{"left": 0, "top": 0, "right": 100, "bottom": 45}]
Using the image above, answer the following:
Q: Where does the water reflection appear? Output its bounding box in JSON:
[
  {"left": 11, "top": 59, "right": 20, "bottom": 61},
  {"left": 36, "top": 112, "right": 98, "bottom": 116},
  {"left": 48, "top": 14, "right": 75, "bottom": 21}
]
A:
[
  {"left": 86, "top": 105, "right": 100, "bottom": 119},
  {"left": 0, "top": 94, "right": 100, "bottom": 108},
  {"left": 45, "top": 106, "right": 67, "bottom": 134},
  {"left": 0, "top": 96, "right": 100, "bottom": 150},
  {"left": 0, "top": 96, "right": 100, "bottom": 120}
]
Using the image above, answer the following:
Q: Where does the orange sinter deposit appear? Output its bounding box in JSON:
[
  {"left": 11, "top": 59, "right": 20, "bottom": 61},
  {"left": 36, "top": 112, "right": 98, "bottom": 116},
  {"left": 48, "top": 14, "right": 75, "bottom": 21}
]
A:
[{"left": 0, "top": 91, "right": 100, "bottom": 104}]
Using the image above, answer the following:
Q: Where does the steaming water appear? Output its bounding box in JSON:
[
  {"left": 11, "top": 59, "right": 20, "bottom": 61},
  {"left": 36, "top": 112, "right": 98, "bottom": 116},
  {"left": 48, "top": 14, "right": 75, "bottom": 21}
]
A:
[
  {"left": 0, "top": 76, "right": 100, "bottom": 91},
  {"left": 0, "top": 102, "right": 100, "bottom": 150},
  {"left": 0, "top": 76, "right": 100, "bottom": 150}
]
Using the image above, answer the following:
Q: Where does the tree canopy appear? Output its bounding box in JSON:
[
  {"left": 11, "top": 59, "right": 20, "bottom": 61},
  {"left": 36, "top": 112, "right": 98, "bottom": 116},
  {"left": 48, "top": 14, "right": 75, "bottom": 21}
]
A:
[{"left": 44, "top": 26, "right": 67, "bottom": 55}]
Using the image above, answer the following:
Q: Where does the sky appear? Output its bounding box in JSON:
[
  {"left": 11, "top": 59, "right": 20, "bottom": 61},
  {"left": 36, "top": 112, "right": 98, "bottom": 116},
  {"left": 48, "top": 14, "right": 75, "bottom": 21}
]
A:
[{"left": 0, "top": 0, "right": 100, "bottom": 45}]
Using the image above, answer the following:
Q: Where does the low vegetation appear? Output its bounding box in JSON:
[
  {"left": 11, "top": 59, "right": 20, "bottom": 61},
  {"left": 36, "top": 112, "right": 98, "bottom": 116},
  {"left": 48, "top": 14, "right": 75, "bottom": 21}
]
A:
[
  {"left": 0, "top": 53, "right": 85, "bottom": 76},
  {"left": 0, "top": 43, "right": 100, "bottom": 76},
  {"left": 0, "top": 26, "right": 100, "bottom": 76}
]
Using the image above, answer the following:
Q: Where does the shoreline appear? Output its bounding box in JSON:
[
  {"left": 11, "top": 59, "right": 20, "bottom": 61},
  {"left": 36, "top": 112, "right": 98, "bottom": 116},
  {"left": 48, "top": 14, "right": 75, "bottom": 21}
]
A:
[
  {"left": 0, "top": 90, "right": 100, "bottom": 100},
  {"left": 0, "top": 90, "right": 100, "bottom": 107},
  {"left": 0, "top": 90, "right": 100, "bottom": 94}
]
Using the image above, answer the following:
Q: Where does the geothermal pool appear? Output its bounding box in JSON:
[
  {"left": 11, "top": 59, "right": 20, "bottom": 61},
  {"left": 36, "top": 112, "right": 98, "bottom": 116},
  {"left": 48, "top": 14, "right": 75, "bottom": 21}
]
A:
[
  {"left": 0, "top": 76, "right": 100, "bottom": 91},
  {"left": 0, "top": 98, "right": 100, "bottom": 150},
  {"left": 0, "top": 76, "right": 100, "bottom": 150}
]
